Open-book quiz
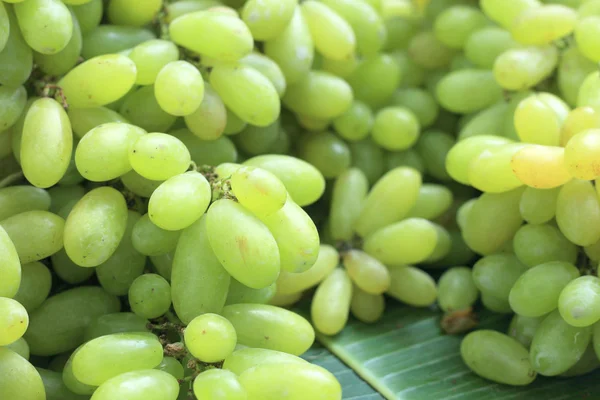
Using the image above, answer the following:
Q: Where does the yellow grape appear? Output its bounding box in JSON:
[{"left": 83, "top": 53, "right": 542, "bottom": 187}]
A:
[
  {"left": 510, "top": 5, "right": 577, "bottom": 45},
  {"left": 511, "top": 145, "right": 572, "bottom": 189},
  {"left": 514, "top": 93, "right": 570, "bottom": 146},
  {"left": 241, "top": 0, "right": 297, "bottom": 41},
  {"left": 561, "top": 107, "right": 600, "bottom": 146},
  {"left": 564, "top": 129, "right": 600, "bottom": 180}
]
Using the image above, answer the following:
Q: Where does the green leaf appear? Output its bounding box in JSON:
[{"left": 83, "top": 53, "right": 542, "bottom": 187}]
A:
[{"left": 310, "top": 302, "right": 600, "bottom": 399}]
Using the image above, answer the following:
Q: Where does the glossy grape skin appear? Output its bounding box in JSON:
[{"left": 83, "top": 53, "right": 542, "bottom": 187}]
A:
[
  {"left": 14, "top": 0, "right": 72, "bottom": 55},
  {"left": 107, "top": 0, "right": 162, "bottom": 27},
  {"left": 558, "top": 276, "right": 600, "bottom": 327},
  {"left": 0, "top": 297, "right": 28, "bottom": 346},
  {"left": 229, "top": 166, "right": 287, "bottom": 217},
  {"left": 301, "top": 0, "right": 355, "bottom": 61},
  {"left": 561, "top": 107, "right": 600, "bottom": 146},
  {"left": 90, "top": 370, "right": 179, "bottom": 400},
  {"left": 193, "top": 369, "right": 247, "bottom": 400},
  {"left": 155, "top": 61, "right": 205, "bottom": 117},
  {"left": 241, "top": 0, "right": 296, "bottom": 41},
  {"left": 437, "top": 267, "right": 479, "bottom": 312},
  {"left": 82, "top": 25, "right": 155, "bottom": 59},
  {"left": 511, "top": 5, "right": 576, "bottom": 45},
  {"left": 386, "top": 265, "right": 437, "bottom": 307},
  {"left": 0, "top": 5, "right": 33, "bottom": 86},
  {"left": 131, "top": 214, "right": 180, "bottom": 257},
  {"left": 298, "top": 131, "right": 351, "bottom": 179},
  {"left": 493, "top": 46, "right": 558, "bottom": 91},
  {"left": 276, "top": 245, "right": 339, "bottom": 296},
  {"left": 13, "top": 262, "right": 52, "bottom": 313},
  {"left": 0, "top": 348, "right": 45, "bottom": 400},
  {"left": 0, "top": 85, "right": 26, "bottom": 131},
  {"left": 128, "top": 274, "right": 172, "bottom": 319},
  {"left": 72, "top": 0, "right": 103, "bottom": 34},
  {"left": 433, "top": 5, "right": 488, "bottom": 50},
  {"left": 128, "top": 40, "right": 179, "bottom": 86},
  {"left": 129, "top": 133, "right": 191, "bottom": 181},
  {"left": 0, "top": 225, "right": 20, "bottom": 298},
  {"left": 511, "top": 145, "right": 572, "bottom": 189},
  {"left": 513, "top": 224, "right": 577, "bottom": 268},
  {"left": 372, "top": 107, "right": 420, "bottom": 151},
  {"left": 348, "top": 54, "right": 401, "bottom": 109},
  {"left": 556, "top": 179, "right": 600, "bottom": 246},
  {"left": 342, "top": 250, "right": 390, "bottom": 295},
  {"left": 564, "top": 129, "right": 600, "bottom": 180},
  {"left": 329, "top": 169, "right": 368, "bottom": 241},
  {"left": 436, "top": 69, "right": 503, "bottom": 114},
  {"left": 184, "top": 313, "right": 237, "bottom": 362}
]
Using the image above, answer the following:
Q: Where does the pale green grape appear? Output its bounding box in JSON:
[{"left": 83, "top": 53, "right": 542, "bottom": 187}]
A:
[
  {"left": 578, "top": 72, "right": 600, "bottom": 112},
  {"left": 82, "top": 25, "right": 155, "bottom": 59},
  {"left": 436, "top": 69, "right": 503, "bottom": 114},
  {"left": 223, "top": 347, "right": 307, "bottom": 375},
  {"left": 90, "top": 370, "right": 179, "bottom": 400},
  {"left": 510, "top": 261, "right": 579, "bottom": 317},
  {"left": 0, "top": 5, "right": 32, "bottom": 86},
  {"left": 193, "top": 369, "right": 246, "bottom": 400},
  {"left": 480, "top": 0, "right": 541, "bottom": 28},
  {"left": 350, "top": 287, "right": 384, "bottom": 324},
  {"left": 128, "top": 274, "right": 171, "bottom": 319},
  {"left": 222, "top": 303, "right": 314, "bottom": 355},
  {"left": 183, "top": 83, "right": 226, "bottom": 140},
  {"left": 433, "top": 5, "right": 488, "bottom": 49},
  {"left": 155, "top": 61, "right": 204, "bottom": 117},
  {"left": 561, "top": 343, "right": 600, "bottom": 378},
  {"left": 301, "top": 0, "right": 355, "bottom": 61},
  {"left": 387, "top": 265, "right": 437, "bottom": 307},
  {"left": 13, "top": 262, "right": 51, "bottom": 313},
  {"left": 184, "top": 313, "right": 237, "bottom": 362},
  {"left": 276, "top": 245, "right": 339, "bottom": 295},
  {"left": 48, "top": 185, "right": 84, "bottom": 214},
  {"left": 68, "top": 107, "right": 130, "bottom": 138},
  {"left": 226, "top": 278, "right": 276, "bottom": 306},
  {"left": 372, "top": 106, "right": 420, "bottom": 151},
  {"left": 0, "top": 226, "right": 20, "bottom": 298},
  {"left": 561, "top": 107, "right": 600, "bottom": 145},
  {"left": 514, "top": 222, "right": 577, "bottom": 267},
  {"left": 508, "top": 314, "right": 544, "bottom": 349},
  {"left": 342, "top": 250, "right": 390, "bottom": 295},
  {"left": 437, "top": 267, "right": 479, "bottom": 312},
  {"left": 298, "top": 131, "right": 351, "bottom": 179},
  {"left": 348, "top": 54, "right": 401, "bottom": 109},
  {"left": 132, "top": 214, "right": 180, "bottom": 256},
  {"left": 73, "top": 333, "right": 162, "bottom": 386},
  {"left": 575, "top": 16, "right": 600, "bottom": 63},
  {"left": 25, "top": 287, "right": 120, "bottom": 356},
  {"left": 297, "top": 114, "right": 331, "bottom": 131},
  {"left": 14, "top": 0, "right": 72, "bottom": 54},
  {"left": 129, "top": 133, "right": 190, "bottom": 181},
  {"left": 129, "top": 40, "right": 180, "bottom": 86},
  {"left": 59, "top": 54, "right": 136, "bottom": 108},
  {"left": 558, "top": 276, "right": 600, "bottom": 327},
  {"left": 50, "top": 249, "right": 95, "bottom": 285},
  {"left": 332, "top": 100, "right": 373, "bottom": 142},
  {"left": 311, "top": 268, "right": 352, "bottom": 335},
  {"left": 407, "top": 184, "right": 453, "bottom": 220},
  {"left": 391, "top": 88, "right": 439, "bottom": 128},
  {"left": 464, "top": 27, "right": 517, "bottom": 69},
  {"left": 63, "top": 187, "right": 128, "bottom": 267},
  {"left": 83, "top": 312, "right": 149, "bottom": 342},
  {"left": 120, "top": 86, "right": 177, "bottom": 132},
  {"left": 121, "top": 170, "right": 162, "bottom": 198},
  {"left": 148, "top": 172, "right": 211, "bottom": 231},
  {"left": 72, "top": 0, "right": 103, "bottom": 34},
  {"left": 458, "top": 101, "right": 508, "bottom": 140},
  {"left": 494, "top": 46, "right": 558, "bottom": 91},
  {"left": 21, "top": 98, "right": 72, "bottom": 188},
  {"left": 75, "top": 122, "right": 145, "bottom": 182},
  {"left": 320, "top": 54, "right": 359, "bottom": 79},
  {"left": 241, "top": 0, "right": 296, "bottom": 41},
  {"left": 243, "top": 155, "right": 325, "bottom": 206},
  {"left": 558, "top": 47, "right": 597, "bottom": 107},
  {"left": 150, "top": 252, "right": 174, "bottom": 281},
  {"left": 1, "top": 211, "right": 64, "bottom": 263},
  {"left": 329, "top": 168, "right": 368, "bottom": 241},
  {"left": 239, "top": 52, "right": 287, "bottom": 98},
  {"left": 511, "top": 4, "right": 576, "bottom": 45},
  {"left": 461, "top": 330, "right": 536, "bottom": 385},
  {"left": 556, "top": 179, "right": 600, "bottom": 246},
  {"left": 0, "top": 85, "right": 26, "bottom": 131},
  {"left": 36, "top": 367, "right": 90, "bottom": 400},
  {"left": 170, "top": 128, "right": 237, "bottom": 164},
  {"left": 565, "top": 129, "right": 600, "bottom": 179},
  {"left": 473, "top": 254, "right": 528, "bottom": 302},
  {"left": 62, "top": 346, "right": 96, "bottom": 395},
  {"left": 230, "top": 165, "right": 287, "bottom": 217},
  {"left": 530, "top": 310, "right": 591, "bottom": 375},
  {"left": 514, "top": 93, "right": 570, "bottom": 146},
  {"left": 170, "top": 10, "right": 252, "bottom": 61},
  {"left": 408, "top": 31, "right": 455, "bottom": 70},
  {"left": 0, "top": 297, "right": 28, "bottom": 346},
  {"left": 0, "top": 347, "right": 45, "bottom": 400},
  {"left": 467, "top": 143, "right": 526, "bottom": 193},
  {"left": 263, "top": 7, "right": 314, "bottom": 85},
  {"left": 108, "top": 0, "right": 162, "bottom": 27},
  {"left": 172, "top": 216, "right": 229, "bottom": 324}
]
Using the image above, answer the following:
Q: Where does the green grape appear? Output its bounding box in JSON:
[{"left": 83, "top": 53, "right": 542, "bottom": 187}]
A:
[
  {"left": 510, "top": 261, "right": 579, "bottom": 317},
  {"left": 437, "top": 267, "right": 478, "bottom": 312},
  {"left": 561, "top": 107, "right": 600, "bottom": 146},
  {"left": 0, "top": 5, "right": 32, "bottom": 86},
  {"left": 558, "top": 47, "right": 597, "bottom": 107},
  {"left": 25, "top": 286, "right": 120, "bottom": 356},
  {"left": 107, "top": 0, "right": 162, "bottom": 27},
  {"left": 206, "top": 199, "right": 280, "bottom": 289},
  {"left": 90, "top": 370, "right": 179, "bottom": 400},
  {"left": 458, "top": 101, "right": 508, "bottom": 140},
  {"left": 561, "top": 343, "right": 600, "bottom": 378},
  {"left": 578, "top": 72, "right": 600, "bottom": 111},
  {"left": 263, "top": 6, "right": 314, "bottom": 85},
  {"left": 297, "top": 114, "right": 331, "bottom": 131},
  {"left": 148, "top": 172, "right": 211, "bottom": 231},
  {"left": 50, "top": 249, "right": 95, "bottom": 284},
  {"left": 348, "top": 139, "right": 383, "bottom": 184},
  {"left": 348, "top": 54, "right": 400, "bottom": 109},
  {"left": 119, "top": 86, "right": 177, "bottom": 132},
  {"left": 59, "top": 54, "right": 136, "bottom": 108},
  {"left": 530, "top": 310, "right": 591, "bottom": 376},
  {"left": 170, "top": 128, "right": 237, "bottom": 165},
  {"left": 234, "top": 120, "right": 281, "bottom": 155},
  {"left": 13, "top": 262, "right": 52, "bottom": 313},
  {"left": 466, "top": 142, "right": 526, "bottom": 193},
  {"left": 384, "top": 149, "right": 425, "bottom": 174},
  {"left": 354, "top": 167, "right": 421, "bottom": 237},
  {"left": 172, "top": 216, "right": 230, "bottom": 324},
  {"left": 480, "top": 0, "right": 541, "bottom": 28},
  {"left": 182, "top": 83, "right": 226, "bottom": 140},
  {"left": 226, "top": 278, "right": 276, "bottom": 306},
  {"left": 558, "top": 276, "right": 600, "bottom": 327},
  {"left": 332, "top": 101, "right": 373, "bottom": 142},
  {"left": 230, "top": 165, "right": 287, "bottom": 217},
  {"left": 408, "top": 31, "right": 456, "bottom": 70},
  {"left": 320, "top": 0, "right": 385, "bottom": 56},
  {"left": 310, "top": 268, "right": 352, "bottom": 335},
  {"left": 556, "top": 179, "right": 600, "bottom": 246},
  {"left": 36, "top": 367, "right": 89, "bottom": 400},
  {"left": 150, "top": 252, "right": 174, "bottom": 281},
  {"left": 239, "top": 362, "right": 341, "bottom": 400},
  {"left": 387, "top": 265, "right": 437, "bottom": 307},
  {"left": 63, "top": 187, "right": 128, "bottom": 267},
  {"left": 298, "top": 131, "right": 351, "bottom": 179},
  {"left": 575, "top": 16, "right": 600, "bottom": 63},
  {"left": 243, "top": 155, "right": 325, "bottom": 206},
  {"left": 494, "top": 45, "right": 558, "bottom": 91},
  {"left": 68, "top": 107, "right": 130, "bottom": 138},
  {"left": 241, "top": 0, "right": 296, "bottom": 41},
  {"left": 276, "top": 245, "right": 339, "bottom": 295},
  {"left": 350, "top": 287, "right": 385, "bottom": 324},
  {"left": 391, "top": 88, "right": 439, "bottom": 128},
  {"left": 184, "top": 313, "right": 237, "bottom": 362},
  {"left": 238, "top": 53, "right": 286, "bottom": 99},
  {"left": 5, "top": 337, "right": 29, "bottom": 360},
  {"left": 511, "top": 4, "right": 576, "bottom": 45},
  {"left": 514, "top": 93, "right": 569, "bottom": 146},
  {"left": 132, "top": 214, "right": 180, "bottom": 256},
  {"left": 342, "top": 250, "right": 390, "bottom": 295},
  {"left": 155, "top": 61, "right": 204, "bottom": 117},
  {"left": 473, "top": 254, "right": 527, "bottom": 303},
  {"left": 48, "top": 185, "right": 84, "bottom": 214},
  {"left": 1, "top": 211, "right": 64, "bottom": 263},
  {"left": 301, "top": 0, "right": 355, "bottom": 61},
  {"left": 0, "top": 2, "right": 7, "bottom": 52},
  {"left": 513, "top": 224, "right": 577, "bottom": 268},
  {"left": 461, "top": 330, "right": 536, "bottom": 386},
  {"left": 83, "top": 312, "right": 149, "bottom": 342},
  {"left": 464, "top": 27, "right": 516, "bottom": 69},
  {"left": 363, "top": 218, "right": 438, "bottom": 265},
  {"left": 14, "top": 0, "right": 72, "bottom": 54},
  {"left": 63, "top": 346, "right": 96, "bottom": 395},
  {"left": 508, "top": 314, "right": 543, "bottom": 349},
  {"left": 320, "top": 54, "right": 359, "bottom": 79},
  {"left": 406, "top": 184, "right": 453, "bottom": 220},
  {"left": 224, "top": 108, "right": 248, "bottom": 134},
  {"left": 433, "top": 5, "right": 487, "bottom": 50},
  {"left": 0, "top": 85, "right": 26, "bottom": 131},
  {"left": 129, "top": 133, "right": 191, "bottom": 181},
  {"left": 329, "top": 168, "right": 368, "bottom": 241},
  {"left": 0, "top": 185, "right": 50, "bottom": 220},
  {"left": 128, "top": 40, "right": 179, "bottom": 86},
  {"left": 82, "top": 25, "right": 155, "bottom": 59},
  {"left": 371, "top": 107, "right": 419, "bottom": 151},
  {"left": 75, "top": 122, "right": 144, "bottom": 182},
  {"left": 223, "top": 347, "right": 307, "bottom": 375},
  {"left": 193, "top": 369, "right": 246, "bottom": 400},
  {"left": 210, "top": 63, "right": 280, "bottom": 127},
  {"left": 121, "top": 170, "right": 162, "bottom": 198},
  {"left": 222, "top": 303, "right": 314, "bottom": 355},
  {"left": 20, "top": 98, "right": 72, "bottom": 188},
  {"left": 128, "top": 274, "right": 171, "bottom": 319},
  {"left": 391, "top": 50, "right": 425, "bottom": 88},
  {"left": 155, "top": 357, "right": 184, "bottom": 380},
  {"left": 417, "top": 131, "right": 456, "bottom": 183},
  {"left": 383, "top": 16, "right": 418, "bottom": 51},
  {"left": 0, "top": 297, "right": 28, "bottom": 346},
  {"left": 72, "top": 0, "right": 103, "bottom": 34},
  {"left": 0, "top": 348, "right": 45, "bottom": 400},
  {"left": 170, "top": 10, "right": 252, "bottom": 62},
  {"left": 565, "top": 129, "right": 600, "bottom": 180},
  {"left": 436, "top": 69, "right": 503, "bottom": 114}
]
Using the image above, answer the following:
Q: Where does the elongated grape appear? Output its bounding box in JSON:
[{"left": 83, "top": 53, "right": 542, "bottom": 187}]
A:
[
  {"left": 559, "top": 276, "right": 600, "bottom": 327},
  {"left": 519, "top": 186, "right": 558, "bottom": 224},
  {"left": 578, "top": 72, "right": 600, "bottom": 112},
  {"left": 437, "top": 267, "right": 478, "bottom": 312},
  {"left": 350, "top": 287, "right": 384, "bottom": 324},
  {"left": 107, "top": 0, "right": 161, "bottom": 27},
  {"left": 13, "top": 262, "right": 52, "bottom": 313},
  {"left": 82, "top": 25, "right": 155, "bottom": 59},
  {"left": 434, "top": 5, "right": 487, "bottom": 49},
  {"left": 371, "top": 107, "right": 420, "bottom": 151},
  {"left": 90, "top": 370, "right": 179, "bottom": 400},
  {"left": 561, "top": 107, "right": 600, "bottom": 146},
  {"left": 63, "top": 348, "right": 98, "bottom": 395},
  {"left": 348, "top": 54, "right": 401, "bottom": 109},
  {"left": 461, "top": 330, "right": 536, "bottom": 386},
  {"left": 480, "top": 0, "right": 541, "bottom": 27},
  {"left": 511, "top": 145, "right": 572, "bottom": 189},
  {"left": 0, "top": 297, "right": 28, "bottom": 346},
  {"left": 230, "top": 166, "right": 287, "bottom": 217},
  {"left": 473, "top": 254, "right": 527, "bottom": 302},
  {"left": 458, "top": 101, "right": 508, "bottom": 140},
  {"left": 0, "top": 6, "right": 32, "bottom": 86},
  {"left": 464, "top": 27, "right": 516, "bottom": 69},
  {"left": 155, "top": 61, "right": 204, "bottom": 117},
  {"left": 558, "top": 47, "right": 597, "bottom": 107},
  {"left": 437, "top": 69, "right": 503, "bottom": 114},
  {"left": 226, "top": 278, "right": 276, "bottom": 306},
  {"left": 329, "top": 169, "right": 368, "bottom": 241},
  {"left": 131, "top": 214, "right": 180, "bottom": 257},
  {"left": 83, "top": 312, "right": 149, "bottom": 342},
  {"left": 0, "top": 225, "right": 20, "bottom": 298},
  {"left": 63, "top": 187, "right": 128, "bottom": 267},
  {"left": 120, "top": 85, "right": 177, "bottom": 133},
  {"left": 154, "top": 357, "right": 183, "bottom": 380},
  {"left": 406, "top": 184, "right": 453, "bottom": 220},
  {"left": 21, "top": 98, "right": 72, "bottom": 188},
  {"left": 0, "top": 348, "right": 45, "bottom": 400},
  {"left": 223, "top": 347, "right": 307, "bottom": 375},
  {"left": 332, "top": 101, "right": 373, "bottom": 142},
  {"left": 72, "top": 0, "right": 102, "bottom": 34},
  {"left": 530, "top": 310, "right": 591, "bottom": 376},
  {"left": 342, "top": 250, "right": 390, "bottom": 295},
  {"left": 564, "top": 129, "right": 600, "bottom": 180},
  {"left": 68, "top": 107, "right": 129, "bottom": 138},
  {"left": 239, "top": 52, "right": 287, "bottom": 98},
  {"left": 446, "top": 135, "right": 512, "bottom": 184},
  {"left": 25, "top": 286, "right": 120, "bottom": 356},
  {"left": 14, "top": 0, "right": 72, "bottom": 54},
  {"left": 310, "top": 268, "right": 352, "bottom": 335},
  {"left": 494, "top": 46, "right": 558, "bottom": 90},
  {"left": 128, "top": 40, "right": 179, "bottom": 86},
  {"left": 276, "top": 245, "right": 339, "bottom": 295},
  {"left": 387, "top": 265, "right": 436, "bottom": 307},
  {"left": 575, "top": 16, "right": 600, "bottom": 63},
  {"left": 301, "top": 1, "right": 355, "bottom": 61},
  {"left": 513, "top": 224, "right": 577, "bottom": 267},
  {"left": 0, "top": 85, "right": 26, "bottom": 131},
  {"left": 172, "top": 216, "right": 230, "bottom": 324},
  {"left": 511, "top": 5, "right": 576, "bottom": 45},
  {"left": 193, "top": 369, "right": 246, "bottom": 400},
  {"left": 556, "top": 179, "right": 600, "bottom": 246},
  {"left": 241, "top": 0, "right": 296, "bottom": 41},
  {"left": 298, "top": 131, "right": 350, "bottom": 179},
  {"left": 508, "top": 314, "right": 543, "bottom": 349}
]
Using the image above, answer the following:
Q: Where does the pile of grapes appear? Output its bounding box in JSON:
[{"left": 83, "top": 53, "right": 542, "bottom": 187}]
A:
[{"left": 1, "top": 0, "right": 600, "bottom": 398}]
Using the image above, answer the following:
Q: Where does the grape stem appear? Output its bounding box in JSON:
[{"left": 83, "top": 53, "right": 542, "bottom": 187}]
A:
[{"left": 0, "top": 171, "right": 24, "bottom": 188}]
